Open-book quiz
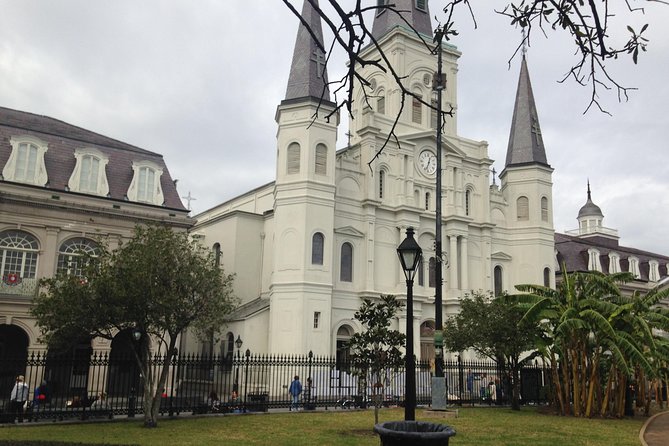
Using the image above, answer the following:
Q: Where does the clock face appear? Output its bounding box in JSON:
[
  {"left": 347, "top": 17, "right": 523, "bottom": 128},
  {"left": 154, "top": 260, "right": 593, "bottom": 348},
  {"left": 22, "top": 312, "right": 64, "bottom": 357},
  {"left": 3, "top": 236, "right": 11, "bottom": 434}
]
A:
[{"left": 418, "top": 150, "right": 437, "bottom": 175}]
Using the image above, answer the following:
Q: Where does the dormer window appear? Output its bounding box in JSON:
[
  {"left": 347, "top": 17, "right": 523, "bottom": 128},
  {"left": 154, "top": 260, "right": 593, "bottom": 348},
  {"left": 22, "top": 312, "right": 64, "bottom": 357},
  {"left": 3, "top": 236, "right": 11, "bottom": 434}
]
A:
[
  {"left": 127, "top": 160, "right": 164, "bottom": 205},
  {"left": 68, "top": 148, "right": 110, "bottom": 196},
  {"left": 608, "top": 252, "right": 620, "bottom": 274},
  {"left": 649, "top": 260, "right": 660, "bottom": 282},
  {"left": 587, "top": 248, "right": 601, "bottom": 272},
  {"left": 628, "top": 256, "right": 640, "bottom": 279},
  {"left": 2, "top": 136, "right": 49, "bottom": 186}
]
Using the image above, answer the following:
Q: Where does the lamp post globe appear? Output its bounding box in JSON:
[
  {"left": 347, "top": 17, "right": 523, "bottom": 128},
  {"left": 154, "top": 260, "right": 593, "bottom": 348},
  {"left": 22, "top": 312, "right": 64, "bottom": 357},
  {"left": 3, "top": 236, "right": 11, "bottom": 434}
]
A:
[{"left": 397, "top": 227, "right": 422, "bottom": 421}]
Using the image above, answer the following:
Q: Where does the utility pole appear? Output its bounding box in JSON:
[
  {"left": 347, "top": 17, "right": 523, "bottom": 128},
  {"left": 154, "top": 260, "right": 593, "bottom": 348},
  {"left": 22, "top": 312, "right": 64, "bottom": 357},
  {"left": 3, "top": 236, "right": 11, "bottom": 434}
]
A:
[{"left": 431, "top": 25, "right": 447, "bottom": 410}]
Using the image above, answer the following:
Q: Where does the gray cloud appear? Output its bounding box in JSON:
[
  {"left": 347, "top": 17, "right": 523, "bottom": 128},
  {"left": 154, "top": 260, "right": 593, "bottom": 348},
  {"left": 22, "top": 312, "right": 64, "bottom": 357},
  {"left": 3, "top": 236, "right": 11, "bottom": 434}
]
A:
[{"left": 1, "top": 0, "right": 667, "bottom": 254}]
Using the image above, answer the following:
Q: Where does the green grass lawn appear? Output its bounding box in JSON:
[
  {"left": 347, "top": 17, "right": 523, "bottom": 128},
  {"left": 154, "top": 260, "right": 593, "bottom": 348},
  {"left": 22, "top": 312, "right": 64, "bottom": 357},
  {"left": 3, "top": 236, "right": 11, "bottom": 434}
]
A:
[{"left": 0, "top": 407, "right": 645, "bottom": 446}]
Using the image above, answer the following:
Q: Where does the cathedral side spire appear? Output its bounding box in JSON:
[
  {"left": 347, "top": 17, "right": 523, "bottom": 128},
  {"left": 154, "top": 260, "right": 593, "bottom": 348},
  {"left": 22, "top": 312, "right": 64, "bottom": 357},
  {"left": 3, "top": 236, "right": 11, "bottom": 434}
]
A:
[
  {"left": 371, "top": 0, "right": 433, "bottom": 41},
  {"left": 504, "top": 55, "right": 549, "bottom": 168},
  {"left": 284, "top": 0, "right": 331, "bottom": 103}
]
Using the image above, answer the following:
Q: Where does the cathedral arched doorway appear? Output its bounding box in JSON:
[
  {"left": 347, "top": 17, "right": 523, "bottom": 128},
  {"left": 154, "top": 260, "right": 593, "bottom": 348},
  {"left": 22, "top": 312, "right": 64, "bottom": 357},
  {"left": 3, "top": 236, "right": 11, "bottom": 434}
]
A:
[
  {"left": 420, "top": 320, "right": 435, "bottom": 364},
  {"left": 335, "top": 325, "right": 353, "bottom": 371},
  {"left": 107, "top": 329, "right": 144, "bottom": 397},
  {"left": 44, "top": 340, "right": 93, "bottom": 399},
  {"left": 0, "top": 324, "right": 29, "bottom": 396}
]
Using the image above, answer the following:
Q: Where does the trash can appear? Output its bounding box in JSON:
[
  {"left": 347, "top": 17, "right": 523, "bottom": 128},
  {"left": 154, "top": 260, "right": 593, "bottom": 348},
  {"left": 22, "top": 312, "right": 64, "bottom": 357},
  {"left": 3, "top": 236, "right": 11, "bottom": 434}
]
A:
[{"left": 374, "top": 421, "right": 456, "bottom": 446}]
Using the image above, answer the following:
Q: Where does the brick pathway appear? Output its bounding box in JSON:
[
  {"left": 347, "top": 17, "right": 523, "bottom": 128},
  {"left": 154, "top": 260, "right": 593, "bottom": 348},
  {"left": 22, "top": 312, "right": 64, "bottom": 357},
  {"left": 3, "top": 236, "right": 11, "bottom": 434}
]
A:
[{"left": 641, "top": 411, "right": 669, "bottom": 446}]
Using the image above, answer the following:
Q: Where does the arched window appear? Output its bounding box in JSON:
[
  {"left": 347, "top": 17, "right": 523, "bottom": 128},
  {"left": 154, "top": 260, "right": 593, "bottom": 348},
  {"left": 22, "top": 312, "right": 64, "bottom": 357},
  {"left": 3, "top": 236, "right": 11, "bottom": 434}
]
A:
[
  {"left": 543, "top": 267, "right": 551, "bottom": 287},
  {"left": 213, "top": 243, "right": 221, "bottom": 267},
  {"left": 377, "top": 93, "right": 386, "bottom": 115},
  {"left": 541, "top": 196, "right": 549, "bottom": 222},
  {"left": 516, "top": 196, "right": 529, "bottom": 221},
  {"left": 412, "top": 95, "right": 422, "bottom": 124},
  {"left": 220, "top": 332, "right": 234, "bottom": 371},
  {"left": 588, "top": 248, "right": 602, "bottom": 272},
  {"left": 2, "top": 136, "right": 49, "bottom": 186},
  {"left": 425, "top": 192, "right": 430, "bottom": 211},
  {"left": 465, "top": 189, "right": 471, "bottom": 216},
  {"left": 0, "top": 230, "right": 39, "bottom": 282},
  {"left": 57, "top": 238, "right": 99, "bottom": 277},
  {"left": 379, "top": 170, "right": 385, "bottom": 199},
  {"left": 418, "top": 257, "right": 425, "bottom": 286},
  {"left": 287, "top": 142, "right": 300, "bottom": 174},
  {"left": 428, "top": 257, "right": 436, "bottom": 288},
  {"left": 312, "top": 232, "right": 324, "bottom": 265},
  {"left": 430, "top": 98, "right": 438, "bottom": 129},
  {"left": 494, "top": 265, "right": 503, "bottom": 296},
  {"left": 336, "top": 325, "right": 353, "bottom": 371},
  {"left": 628, "top": 256, "right": 640, "bottom": 279},
  {"left": 315, "top": 144, "right": 327, "bottom": 175},
  {"left": 340, "top": 242, "right": 353, "bottom": 282}
]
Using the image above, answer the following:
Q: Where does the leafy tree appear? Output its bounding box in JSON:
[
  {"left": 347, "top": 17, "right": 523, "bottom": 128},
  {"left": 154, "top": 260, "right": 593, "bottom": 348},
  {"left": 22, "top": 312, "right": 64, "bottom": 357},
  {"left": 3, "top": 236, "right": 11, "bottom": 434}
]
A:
[
  {"left": 443, "top": 291, "right": 542, "bottom": 410},
  {"left": 32, "top": 225, "right": 236, "bottom": 428},
  {"left": 512, "top": 270, "right": 654, "bottom": 417},
  {"left": 347, "top": 295, "right": 406, "bottom": 425}
]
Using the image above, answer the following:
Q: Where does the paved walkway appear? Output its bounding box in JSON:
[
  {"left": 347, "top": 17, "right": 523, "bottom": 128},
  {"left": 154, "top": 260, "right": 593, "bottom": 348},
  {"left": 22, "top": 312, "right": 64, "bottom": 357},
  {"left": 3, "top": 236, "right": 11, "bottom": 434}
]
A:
[{"left": 640, "top": 410, "right": 669, "bottom": 446}]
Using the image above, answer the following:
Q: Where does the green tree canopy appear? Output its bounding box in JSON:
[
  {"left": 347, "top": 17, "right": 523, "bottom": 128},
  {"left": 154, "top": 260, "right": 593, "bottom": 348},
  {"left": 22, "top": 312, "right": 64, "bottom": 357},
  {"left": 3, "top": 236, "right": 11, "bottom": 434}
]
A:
[
  {"left": 443, "top": 291, "right": 542, "bottom": 410},
  {"left": 347, "top": 294, "right": 406, "bottom": 424},
  {"left": 32, "top": 225, "right": 236, "bottom": 427}
]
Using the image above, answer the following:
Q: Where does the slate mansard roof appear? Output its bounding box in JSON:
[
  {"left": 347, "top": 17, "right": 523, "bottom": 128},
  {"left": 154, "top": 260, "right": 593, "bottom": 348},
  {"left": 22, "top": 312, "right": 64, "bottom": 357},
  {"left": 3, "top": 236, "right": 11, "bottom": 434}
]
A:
[
  {"left": 0, "top": 106, "right": 186, "bottom": 211},
  {"left": 555, "top": 232, "right": 669, "bottom": 282}
]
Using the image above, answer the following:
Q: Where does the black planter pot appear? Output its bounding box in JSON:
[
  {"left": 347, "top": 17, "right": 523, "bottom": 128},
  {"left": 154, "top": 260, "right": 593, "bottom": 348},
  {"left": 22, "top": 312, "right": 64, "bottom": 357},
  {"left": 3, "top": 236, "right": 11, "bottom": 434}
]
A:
[{"left": 374, "top": 421, "right": 456, "bottom": 446}]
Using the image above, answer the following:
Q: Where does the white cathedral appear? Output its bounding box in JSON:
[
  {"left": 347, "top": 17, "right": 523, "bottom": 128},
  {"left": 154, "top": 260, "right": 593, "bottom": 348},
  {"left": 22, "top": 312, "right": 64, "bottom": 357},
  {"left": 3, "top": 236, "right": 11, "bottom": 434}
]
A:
[{"left": 191, "top": 0, "right": 555, "bottom": 360}]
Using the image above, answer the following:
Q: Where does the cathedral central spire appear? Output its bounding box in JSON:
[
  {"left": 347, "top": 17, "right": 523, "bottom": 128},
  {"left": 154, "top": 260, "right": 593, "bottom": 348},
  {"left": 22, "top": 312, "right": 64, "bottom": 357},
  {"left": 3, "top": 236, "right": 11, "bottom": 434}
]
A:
[
  {"left": 371, "top": 0, "right": 433, "bottom": 40},
  {"left": 505, "top": 55, "right": 549, "bottom": 168},
  {"left": 284, "top": 0, "right": 331, "bottom": 103}
]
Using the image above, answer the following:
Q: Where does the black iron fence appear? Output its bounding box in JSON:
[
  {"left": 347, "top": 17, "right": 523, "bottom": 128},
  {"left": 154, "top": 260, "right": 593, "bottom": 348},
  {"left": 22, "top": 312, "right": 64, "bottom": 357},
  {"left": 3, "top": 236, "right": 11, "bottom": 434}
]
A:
[{"left": 0, "top": 351, "right": 549, "bottom": 423}]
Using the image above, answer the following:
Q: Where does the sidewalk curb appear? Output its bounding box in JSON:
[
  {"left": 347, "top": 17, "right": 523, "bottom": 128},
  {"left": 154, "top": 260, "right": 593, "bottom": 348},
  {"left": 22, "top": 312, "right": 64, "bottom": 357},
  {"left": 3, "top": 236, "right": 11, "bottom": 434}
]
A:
[{"left": 638, "top": 410, "right": 669, "bottom": 446}]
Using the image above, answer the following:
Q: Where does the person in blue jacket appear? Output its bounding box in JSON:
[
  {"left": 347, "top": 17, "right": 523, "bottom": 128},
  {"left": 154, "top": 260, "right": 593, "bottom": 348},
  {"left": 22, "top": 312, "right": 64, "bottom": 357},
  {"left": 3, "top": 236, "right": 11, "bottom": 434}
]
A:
[{"left": 288, "top": 375, "right": 302, "bottom": 411}]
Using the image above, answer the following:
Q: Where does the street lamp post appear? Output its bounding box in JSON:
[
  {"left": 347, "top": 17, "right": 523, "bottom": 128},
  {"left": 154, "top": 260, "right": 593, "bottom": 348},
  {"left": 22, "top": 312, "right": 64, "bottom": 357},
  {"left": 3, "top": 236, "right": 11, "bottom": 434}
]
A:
[
  {"left": 234, "top": 335, "right": 243, "bottom": 392},
  {"left": 397, "top": 227, "right": 423, "bottom": 421}
]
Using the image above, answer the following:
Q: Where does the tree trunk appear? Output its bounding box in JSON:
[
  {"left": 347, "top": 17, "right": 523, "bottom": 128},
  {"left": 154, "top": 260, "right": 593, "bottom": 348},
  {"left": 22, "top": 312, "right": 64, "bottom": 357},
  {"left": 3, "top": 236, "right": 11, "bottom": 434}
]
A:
[
  {"left": 570, "top": 348, "right": 581, "bottom": 417},
  {"left": 561, "top": 353, "right": 572, "bottom": 416},
  {"left": 600, "top": 366, "right": 613, "bottom": 417},
  {"left": 585, "top": 353, "right": 599, "bottom": 418},
  {"left": 141, "top": 337, "right": 178, "bottom": 428}
]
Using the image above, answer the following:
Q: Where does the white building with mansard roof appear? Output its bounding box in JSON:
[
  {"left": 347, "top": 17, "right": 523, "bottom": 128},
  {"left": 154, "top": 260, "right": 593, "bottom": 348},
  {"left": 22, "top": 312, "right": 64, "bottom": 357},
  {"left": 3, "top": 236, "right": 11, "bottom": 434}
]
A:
[{"left": 192, "top": 0, "right": 556, "bottom": 361}]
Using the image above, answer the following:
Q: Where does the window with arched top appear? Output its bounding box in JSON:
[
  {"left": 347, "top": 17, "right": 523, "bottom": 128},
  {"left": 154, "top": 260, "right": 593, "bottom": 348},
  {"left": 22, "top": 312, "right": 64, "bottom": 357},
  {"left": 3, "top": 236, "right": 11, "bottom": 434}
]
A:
[
  {"left": 68, "top": 148, "right": 110, "bottom": 196},
  {"left": 287, "top": 142, "right": 300, "bottom": 174},
  {"left": 418, "top": 257, "right": 425, "bottom": 286},
  {"left": 543, "top": 267, "right": 551, "bottom": 287},
  {"left": 379, "top": 170, "right": 385, "bottom": 199},
  {"left": 2, "top": 136, "right": 49, "bottom": 186},
  {"left": 127, "top": 160, "right": 164, "bottom": 205},
  {"left": 516, "top": 196, "right": 529, "bottom": 221},
  {"left": 628, "top": 256, "right": 640, "bottom": 279},
  {"left": 428, "top": 257, "right": 436, "bottom": 288},
  {"left": 336, "top": 325, "right": 354, "bottom": 371},
  {"left": 315, "top": 144, "right": 327, "bottom": 175},
  {"left": 213, "top": 243, "right": 221, "bottom": 267},
  {"left": 0, "top": 230, "right": 39, "bottom": 282},
  {"left": 312, "top": 232, "right": 324, "bottom": 265},
  {"left": 649, "top": 260, "right": 660, "bottom": 282},
  {"left": 465, "top": 189, "right": 471, "bottom": 216},
  {"left": 541, "top": 196, "right": 549, "bottom": 222},
  {"left": 412, "top": 95, "right": 422, "bottom": 124},
  {"left": 57, "top": 238, "right": 99, "bottom": 277},
  {"left": 340, "top": 242, "right": 353, "bottom": 282},
  {"left": 588, "top": 248, "right": 602, "bottom": 272},
  {"left": 377, "top": 93, "right": 386, "bottom": 115},
  {"left": 494, "top": 265, "right": 503, "bottom": 296}
]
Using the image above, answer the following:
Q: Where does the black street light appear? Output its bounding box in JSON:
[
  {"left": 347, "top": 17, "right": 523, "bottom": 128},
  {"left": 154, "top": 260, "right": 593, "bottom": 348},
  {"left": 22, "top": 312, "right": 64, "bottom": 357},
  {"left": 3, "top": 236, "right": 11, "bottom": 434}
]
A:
[
  {"left": 234, "top": 335, "right": 243, "bottom": 392},
  {"left": 397, "top": 227, "right": 423, "bottom": 421}
]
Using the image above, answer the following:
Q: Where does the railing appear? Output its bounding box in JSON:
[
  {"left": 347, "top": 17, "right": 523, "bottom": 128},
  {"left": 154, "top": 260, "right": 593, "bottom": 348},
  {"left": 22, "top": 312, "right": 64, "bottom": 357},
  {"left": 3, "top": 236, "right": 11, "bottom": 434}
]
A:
[
  {"left": 0, "top": 277, "right": 38, "bottom": 296},
  {"left": 0, "top": 351, "right": 549, "bottom": 423}
]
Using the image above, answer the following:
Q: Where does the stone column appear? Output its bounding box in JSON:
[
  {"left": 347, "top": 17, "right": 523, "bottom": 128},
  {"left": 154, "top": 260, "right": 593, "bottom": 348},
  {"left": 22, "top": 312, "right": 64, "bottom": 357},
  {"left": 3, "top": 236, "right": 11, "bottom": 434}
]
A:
[
  {"left": 449, "top": 235, "right": 458, "bottom": 290},
  {"left": 461, "top": 236, "right": 469, "bottom": 291}
]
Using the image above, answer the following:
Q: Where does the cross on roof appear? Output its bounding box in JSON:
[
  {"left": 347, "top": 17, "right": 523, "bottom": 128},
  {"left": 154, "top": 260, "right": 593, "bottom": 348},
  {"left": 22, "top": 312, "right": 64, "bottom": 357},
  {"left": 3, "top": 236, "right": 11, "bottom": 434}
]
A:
[
  {"left": 491, "top": 167, "right": 497, "bottom": 186},
  {"left": 345, "top": 131, "right": 352, "bottom": 146},
  {"left": 531, "top": 119, "right": 543, "bottom": 145},
  {"left": 311, "top": 51, "right": 326, "bottom": 79},
  {"left": 182, "top": 191, "right": 196, "bottom": 211}
]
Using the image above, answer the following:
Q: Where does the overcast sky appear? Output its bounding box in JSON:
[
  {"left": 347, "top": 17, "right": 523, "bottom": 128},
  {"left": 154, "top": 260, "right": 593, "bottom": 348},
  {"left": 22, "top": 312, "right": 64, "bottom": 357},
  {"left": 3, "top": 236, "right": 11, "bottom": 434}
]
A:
[{"left": 1, "top": 1, "right": 667, "bottom": 255}]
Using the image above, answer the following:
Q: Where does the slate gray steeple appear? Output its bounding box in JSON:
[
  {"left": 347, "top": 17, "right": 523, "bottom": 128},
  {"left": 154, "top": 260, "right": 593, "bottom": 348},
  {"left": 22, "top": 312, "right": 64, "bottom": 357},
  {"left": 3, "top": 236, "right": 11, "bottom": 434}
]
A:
[
  {"left": 371, "top": 0, "right": 433, "bottom": 41},
  {"left": 284, "top": 0, "right": 331, "bottom": 103},
  {"left": 505, "top": 56, "right": 549, "bottom": 167}
]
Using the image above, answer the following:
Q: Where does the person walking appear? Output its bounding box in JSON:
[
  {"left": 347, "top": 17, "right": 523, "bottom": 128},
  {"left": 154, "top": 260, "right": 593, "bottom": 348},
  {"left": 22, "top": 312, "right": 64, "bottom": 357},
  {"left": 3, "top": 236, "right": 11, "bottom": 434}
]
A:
[
  {"left": 288, "top": 375, "right": 302, "bottom": 411},
  {"left": 9, "top": 375, "right": 29, "bottom": 423}
]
